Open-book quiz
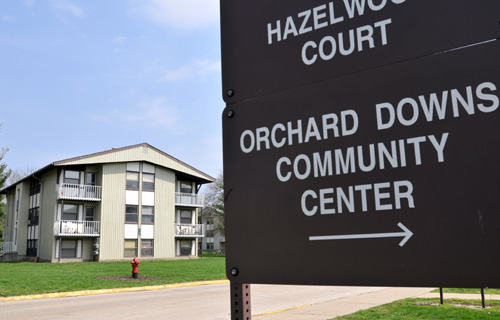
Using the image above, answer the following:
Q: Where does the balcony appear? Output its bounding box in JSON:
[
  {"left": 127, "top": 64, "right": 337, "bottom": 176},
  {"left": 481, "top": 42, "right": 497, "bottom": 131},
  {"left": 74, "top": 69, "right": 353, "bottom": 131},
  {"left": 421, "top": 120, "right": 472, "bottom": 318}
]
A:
[
  {"left": 0, "top": 242, "right": 14, "bottom": 257},
  {"left": 54, "top": 220, "right": 100, "bottom": 237},
  {"left": 175, "top": 192, "right": 205, "bottom": 207},
  {"left": 205, "top": 236, "right": 225, "bottom": 243},
  {"left": 57, "top": 183, "right": 102, "bottom": 201},
  {"left": 175, "top": 223, "right": 204, "bottom": 238}
]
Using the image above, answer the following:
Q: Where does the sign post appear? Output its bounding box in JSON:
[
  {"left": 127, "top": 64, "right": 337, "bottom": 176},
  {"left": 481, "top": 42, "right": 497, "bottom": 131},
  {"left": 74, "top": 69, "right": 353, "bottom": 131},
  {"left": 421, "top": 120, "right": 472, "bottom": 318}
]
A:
[
  {"left": 221, "top": 1, "right": 500, "bottom": 318},
  {"left": 230, "top": 282, "right": 251, "bottom": 320}
]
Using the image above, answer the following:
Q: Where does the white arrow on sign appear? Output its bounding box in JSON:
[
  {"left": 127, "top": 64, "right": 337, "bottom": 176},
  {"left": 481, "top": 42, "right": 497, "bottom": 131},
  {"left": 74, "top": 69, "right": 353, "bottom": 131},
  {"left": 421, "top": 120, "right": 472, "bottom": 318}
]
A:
[{"left": 309, "top": 222, "right": 414, "bottom": 247}]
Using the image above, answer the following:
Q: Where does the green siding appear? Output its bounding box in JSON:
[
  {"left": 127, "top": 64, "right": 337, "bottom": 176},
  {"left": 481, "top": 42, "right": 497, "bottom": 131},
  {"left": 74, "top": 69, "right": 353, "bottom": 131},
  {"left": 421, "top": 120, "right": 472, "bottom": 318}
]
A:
[
  {"left": 99, "top": 163, "right": 126, "bottom": 260},
  {"left": 154, "top": 166, "right": 176, "bottom": 258},
  {"left": 16, "top": 181, "right": 30, "bottom": 257},
  {"left": 40, "top": 170, "right": 57, "bottom": 261}
]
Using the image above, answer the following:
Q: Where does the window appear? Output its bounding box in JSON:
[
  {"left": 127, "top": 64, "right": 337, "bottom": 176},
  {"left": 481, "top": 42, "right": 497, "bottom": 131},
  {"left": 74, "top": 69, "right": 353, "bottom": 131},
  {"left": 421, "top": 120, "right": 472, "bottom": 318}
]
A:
[
  {"left": 28, "top": 208, "right": 39, "bottom": 225},
  {"left": 86, "top": 172, "right": 96, "bottom": 186},
  {"left": 62, "top": 204, "right": 78, "bottom": 220},
  {"left": 126, "top": 172, "right": 139, "bottom": 189},
  {"left": 124, "top": 240, "right": 137, "bottom": 257},
  {"left": 180, "top": 210, "right": 193, "bottom": 224},
  {"left": 142, "top": 206, "right": 154, "bottom": 224},
  {"left": 207, "top": 243, "right": 214, "bottom": 250},
  {"left": 125, "top": 205, "right": 138, "bottom": 223},
  {"left": 27, "top": 240, "right": 37, "bottom": 257},
  {"left": 85, "top": 207, "right": 95, "bottom": 221},
  {"left": 180, "top": 182, "right": 192, "bottom": 194},
  {"left": 180, "top": 240, "right": 193, "bottom": 256},
  {"left": 64, "top": 170, "right": 80, "bottom": 184},
  {"left": 30, "top": 180, "right": 41, "bottom": 195},
  {"left": 143, "top": 173, "right": 155, "bottom": 191},
  {"left": 16, "top": 189, "right": 19, "bottom": 213},
  {"left": 61, "top": 240, "right": 77, "bottom": 258},
  {"left": 141, "top": 240, "right": 153, "bottom": 257},
  {"left": 206, "top": 229, "right": 215, "bottom": 237}
]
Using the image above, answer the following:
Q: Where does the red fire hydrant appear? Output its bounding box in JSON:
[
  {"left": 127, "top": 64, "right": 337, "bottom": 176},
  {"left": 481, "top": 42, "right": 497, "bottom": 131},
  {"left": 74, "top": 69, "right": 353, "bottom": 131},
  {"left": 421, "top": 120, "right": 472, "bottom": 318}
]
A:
[{"left": 131, "top": 257, "right": 140, "bottom": 279}]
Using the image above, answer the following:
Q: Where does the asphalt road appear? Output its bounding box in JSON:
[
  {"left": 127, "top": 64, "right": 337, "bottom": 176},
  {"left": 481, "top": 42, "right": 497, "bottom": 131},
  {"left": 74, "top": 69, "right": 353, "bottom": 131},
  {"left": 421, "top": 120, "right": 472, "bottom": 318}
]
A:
[{"left": 1, "top": 283, "right": 386, "bottom": 320}]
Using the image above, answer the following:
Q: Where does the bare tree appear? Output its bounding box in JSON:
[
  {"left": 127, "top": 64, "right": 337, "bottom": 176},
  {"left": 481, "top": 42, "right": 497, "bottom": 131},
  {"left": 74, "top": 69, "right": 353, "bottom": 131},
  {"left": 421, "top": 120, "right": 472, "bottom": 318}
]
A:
[
  {"left": 0, "top": 123, "right": 11, "bottom": 240},
  {"left": 7, "top": 165, "right": 38, "bottom": 186},
  {"left": 202, "top": 172, "right": 224, "bottom": 235}
]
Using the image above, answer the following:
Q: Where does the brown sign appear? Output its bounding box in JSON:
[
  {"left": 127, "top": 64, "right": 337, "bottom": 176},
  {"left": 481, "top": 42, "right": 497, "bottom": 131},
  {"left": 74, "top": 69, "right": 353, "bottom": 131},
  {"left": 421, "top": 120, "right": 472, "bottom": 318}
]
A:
[
  {"left": 223, "top": 39, "right": 500, "bottom": 287},
  {"left": 221, "top": 0, "right": 500, "bottom": 103}
]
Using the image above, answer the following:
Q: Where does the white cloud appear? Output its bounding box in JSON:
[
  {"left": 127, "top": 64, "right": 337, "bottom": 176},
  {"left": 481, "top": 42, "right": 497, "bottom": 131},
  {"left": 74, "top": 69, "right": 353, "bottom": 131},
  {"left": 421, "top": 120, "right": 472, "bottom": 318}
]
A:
[
  {"left": 88, "top": 114, "right": 113, "bottom": 126},
  {"left": 90, "top": 97, "right": 183, "bottom": 133},
  {"left": 22, "top": 0, "right": 35, "bottom": 8},
  {"left": 48, "top": 0, "right": 85, "bottom": 19},
  {"left": 165, "top": 59, "right": 221, "bottom": 81},
  {"left": 112, "top": 36, "right": 127, "bottom": 44},
  {"left": 112, "top": 36, "right": 127, "bottom": 53},
  {"left": 2, "top": 16, "right": 15, "bottom": 22},
  {"left": 131, "top": 0, "right": 219, "bottom": 30}
]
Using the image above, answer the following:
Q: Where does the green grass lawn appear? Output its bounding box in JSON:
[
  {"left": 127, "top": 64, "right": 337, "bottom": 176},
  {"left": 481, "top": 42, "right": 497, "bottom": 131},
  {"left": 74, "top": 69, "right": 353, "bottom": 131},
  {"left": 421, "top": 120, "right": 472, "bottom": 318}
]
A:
[
  {"left": 199, "top": 251, "right": 225, "bottom": 258},
  {"left": 0, "top": 257, "right": 226, "bottom": 297},
  {"left": 333, "top": 298, "right": 500, "bottom": 320}
]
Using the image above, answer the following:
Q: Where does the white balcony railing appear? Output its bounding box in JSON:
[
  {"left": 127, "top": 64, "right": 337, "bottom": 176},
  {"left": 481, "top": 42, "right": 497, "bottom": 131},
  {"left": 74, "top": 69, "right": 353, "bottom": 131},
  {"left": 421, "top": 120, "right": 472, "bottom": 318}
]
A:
[
  {"left": 57, "top": 183, "right": 102, "bottom": 201},
  {"left": 54, "top": 220, "right": 100, "bottom": 237},
  {"left": 175, "top": 223, "right": 204, "bottom": 238},
  {"left": 205, "top": 236, "right": 225, "bottom": 243},
  {"left": 175, "top": 192, "right": 205, "bottom": 207},
  {"left": 0, "top": 242, "right": 14, "bottom": 257}
]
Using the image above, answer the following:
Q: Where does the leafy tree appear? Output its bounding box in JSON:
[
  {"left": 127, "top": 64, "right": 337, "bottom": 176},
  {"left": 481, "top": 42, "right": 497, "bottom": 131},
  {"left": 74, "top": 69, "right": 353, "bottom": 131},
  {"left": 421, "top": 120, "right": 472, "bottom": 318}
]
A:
[
  {"left": 0, "top": 123, "right": 12, "bottom": 240},
  {"left": 203, "top": 172, "right": 224, "bottom": 235}
]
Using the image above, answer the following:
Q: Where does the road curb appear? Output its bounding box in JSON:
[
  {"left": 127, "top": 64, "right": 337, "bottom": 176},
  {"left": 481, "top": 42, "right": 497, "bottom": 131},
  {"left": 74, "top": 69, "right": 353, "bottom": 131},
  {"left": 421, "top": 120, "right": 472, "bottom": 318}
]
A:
[{"left": 0, "top": 279, "right": 229, "bottom": 302}]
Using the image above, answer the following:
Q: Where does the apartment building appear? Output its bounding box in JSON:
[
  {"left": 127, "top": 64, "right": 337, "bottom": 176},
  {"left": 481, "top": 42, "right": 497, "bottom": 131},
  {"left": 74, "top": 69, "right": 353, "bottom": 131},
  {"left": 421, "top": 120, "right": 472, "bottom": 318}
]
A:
[
  {"left": 199, "top": 211, "right": 225, "bottom": 252},
  {"left": 0, "top": 143, "right": 214, "bottom": 262}
]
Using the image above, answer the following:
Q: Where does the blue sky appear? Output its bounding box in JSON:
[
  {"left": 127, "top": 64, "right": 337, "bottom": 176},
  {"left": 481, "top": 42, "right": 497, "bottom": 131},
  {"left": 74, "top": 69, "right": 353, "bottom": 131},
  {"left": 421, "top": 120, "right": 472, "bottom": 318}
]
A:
[{"left": 0, "top": 0, "right": 223, "bottom": 181}]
